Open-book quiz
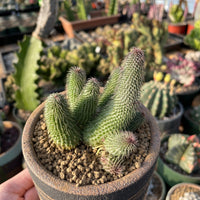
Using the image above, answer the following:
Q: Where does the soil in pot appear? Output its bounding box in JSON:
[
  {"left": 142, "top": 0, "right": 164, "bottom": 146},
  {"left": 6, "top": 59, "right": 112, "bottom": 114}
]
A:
[
  {"left": 32, "top": 113, "right": 151, "bottom": 187},
  {"left": 146, "top": 172, "right": 166, "bottom": 200},
  {"left": 160, "top": 140, "right": 200, "bottom": 178},
  {"left": 0, "top": 125, "right": 19, "bottom": 154}
]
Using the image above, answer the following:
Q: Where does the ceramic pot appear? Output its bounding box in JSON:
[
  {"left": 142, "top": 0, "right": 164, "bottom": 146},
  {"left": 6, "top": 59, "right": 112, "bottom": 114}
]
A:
[
  {"left": 187, "top": 22, "right": 194, "bottom": 35},
  {"left": 168, "top": 23, "right": 187, "bottom": 35},
  {"left": 157, "top": 135, "right": 200, "bottom": 187},
  {"left": 22, "top": 98, "right": 160, "bottom": 200},
  {"left": 166, "top": 182, "right": 200, "bottom": 200},
  {"left": 0, "top": 121, "right": 23, "bottom": 183},
  {"left": 157, "top": 103, "right": 183, "bottom": 136}
]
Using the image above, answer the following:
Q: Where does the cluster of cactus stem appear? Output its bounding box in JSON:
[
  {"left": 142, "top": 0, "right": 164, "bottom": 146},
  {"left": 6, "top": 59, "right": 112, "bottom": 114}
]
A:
[
  {"left": 38, "top": 45, "right": 70, "bottom": 86},
  {"left": 38, "top": 42, "right": 100, "bottom": 86},
  {"left": 166, "top": 54, "right": 199, "bottom": 87},
  {"left": 165, "top": 134, "right": 200, "bottom": 174},
  {"left": 132, "top": 13, "right": 168, "bottom": 70},
  {"left": 141, "top": 72, "right": 178, "bottom": 119},
  {"left": 44, "top": 48, "right": 145, "bottom": 175}
]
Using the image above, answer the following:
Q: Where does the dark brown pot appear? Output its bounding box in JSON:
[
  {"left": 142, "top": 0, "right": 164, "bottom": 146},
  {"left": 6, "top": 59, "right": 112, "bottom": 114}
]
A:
[
  {"left": 168, "top": 23, "right": 187, "bottom": 35},
  {"left": 22, "top": 101, "right": 160, "bottom": 200},
  {"left": 0, "top": 121, "right": 23, "bottom": 183},
  {"left": 59, "top": 14, "right": 120, "bottom": 38}
]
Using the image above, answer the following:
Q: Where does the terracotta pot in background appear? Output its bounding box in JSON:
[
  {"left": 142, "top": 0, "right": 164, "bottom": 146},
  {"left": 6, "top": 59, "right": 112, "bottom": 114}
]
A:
[
  {"left": 166, "top": 182, "right": 200, "bottom": 200},
  {"left": 22, "top": 99, "right": 160, "bottom": 200},
  {"left": 0, "top": 121, "right": 23, "bottom": 183},
  {"left": 59, "top": 14, "right": 120, "bottom": 38},
  {"left": 187, "top": 22, "right": 194, "bottom": 35},
  {"left": 168, "top": 23, "right": 187, "bottom": 35}
]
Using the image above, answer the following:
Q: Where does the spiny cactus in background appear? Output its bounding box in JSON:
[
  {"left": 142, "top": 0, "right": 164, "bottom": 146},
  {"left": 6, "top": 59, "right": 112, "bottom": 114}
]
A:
[
  {"left": 141, "top": 72, "right": 178, "bottom": 119},
  {"left": 44, "top": 93, "right": 81, "bottom": 149},
  {"left": 132, "top": 13, "right": 168, "bottom": 69},
  {"left": 38, "top": 45, "right": 69, "bottom": 86},
  {"left": 190, "top": 106, "right": 200, "bottom": 124},
  {"left": 108, "top": 0, "right": 118, "bottom": 16},
  {"left": 83, "top": 48, "right": 145, "bottom": 147},
  {"left": 14, "top": 35, "right": 43, "bottom": 111},
  {"left": 104, "top": 131, "right": 138, "bottom": 159},
  {"left": 166, "top": 55, "right": 199, "bottom": 87},
  {"left": 63, "top": 0, "right": 75, "bottom": 21},
  {"left": 66, "top": 42, "right": 101, "bottom": 75},
  {"left": 165, "top": 134, "right": 200, "bottom": 174},
  {"left": 77, "top": 0, "right": 87, "bottom": 20},
  {"left": 168, "top": 1, "right": 188, "bottom": 23}
]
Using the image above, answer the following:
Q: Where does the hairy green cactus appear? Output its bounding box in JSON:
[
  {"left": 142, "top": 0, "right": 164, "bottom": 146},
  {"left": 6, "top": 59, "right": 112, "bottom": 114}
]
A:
[
  {"left": 104, "top": 131, "right": 138, "bottom": 158},
  {"left": 141, "top": 73, "right": 178, "bottom": 119},
  {"left": 72, "top": 78, "right": 100, "bottom": 126},
  {"left": 14, "top": 35, "right": 43, "bottom": 111},
  {"left": 83, "top": 47, "right": 145, "bottom": 146},
  {"left": 165, "top": 134, "right": 200, "bottom": 174},
  {"left": 66, "top": 67, "right": 86, "bottom": 111},
  {"left": 44, "top": 93, "right": 81, "bottom": 149},
  {"left": 98, "top": 67, "right": 120, "bottom": 108},
  {"left": 77, "top": 0, "right": 87, "bottom": 20}
]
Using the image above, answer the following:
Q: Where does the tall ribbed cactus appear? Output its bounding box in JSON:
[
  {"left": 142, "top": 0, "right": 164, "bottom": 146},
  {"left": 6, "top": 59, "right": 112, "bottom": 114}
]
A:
[
  {"left": 83, "top": 47, "right": 145, "bottom": 146},
  {"left": 44, "top": 93, "right": 81, "bottom": 149},
  {"left": 165, "top": 134, "right": 200, "bottom": 174},
  {"left": 141, "top": 74, "right": 177, "bottom": 119}
]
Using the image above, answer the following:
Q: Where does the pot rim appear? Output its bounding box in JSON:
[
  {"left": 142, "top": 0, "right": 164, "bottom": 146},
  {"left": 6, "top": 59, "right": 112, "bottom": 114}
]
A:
[
  {"left": 157, "top": 102, "right": 184, "bottom": 123},
  {"left": 159, "top": 135, "right": 200, "bottom": 180},
  {"left": 22, "top": 98, "right": 160, "bottom": 196},
  {"left": 0, "top": 121, "right": 22, "bottom": 166}
]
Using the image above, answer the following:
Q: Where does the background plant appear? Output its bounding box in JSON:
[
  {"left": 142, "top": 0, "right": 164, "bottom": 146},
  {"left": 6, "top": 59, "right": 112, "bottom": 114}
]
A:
[{"left": 165, "top": 134, "right": 200, "bottom": 174}]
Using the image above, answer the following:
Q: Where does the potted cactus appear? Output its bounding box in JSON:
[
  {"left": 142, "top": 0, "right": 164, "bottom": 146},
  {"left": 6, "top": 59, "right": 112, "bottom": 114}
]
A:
[
  {"left": 166, "top": 54, "right": 200, "bottom": 107},
  {"left": 22, "top": 48, "right": 160, "bottom": 199},
  {"left": 0, "top": 115, "right": 23, "bottom": 183},
  {"left": 157, "top": 134, "right": 200, "bottom": 187},
  {"left": 166, "top": 182, "right": 200, "bottom": 200},
  {"left": 167, "top": 0, "right": 188, "bottom": 35},
  {"left": 183, "top": 105, "right": 200, "bottom": 135},
  {"left": 140, "top": 72, "right": 183, "bottom": 135}
]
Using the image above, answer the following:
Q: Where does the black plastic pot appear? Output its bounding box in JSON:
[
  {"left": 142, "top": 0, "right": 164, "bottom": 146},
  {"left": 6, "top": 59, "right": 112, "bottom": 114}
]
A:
[{"left": 157, "top": 103, "right": 183, "bottom": 136}]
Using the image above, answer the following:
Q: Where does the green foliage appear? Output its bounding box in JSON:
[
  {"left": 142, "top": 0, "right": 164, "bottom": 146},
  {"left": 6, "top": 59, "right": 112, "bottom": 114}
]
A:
[
  {"left": 14, "top": 35, "right": 43, "bottom": 111},
  {"left": 44, "top": 93, "right": 81, "bottom": 149},
  {"left": 38, "top": 45, "right": 69, "bottom": 86},
  {"left": 141, "top": 74, "right": 178, "bottom": 119},
  {"left": 184, "top": 20, "right": 200, "bottom": 50},
  {"left": 165, "top": 134, "right": 200, "bottom": 174}
]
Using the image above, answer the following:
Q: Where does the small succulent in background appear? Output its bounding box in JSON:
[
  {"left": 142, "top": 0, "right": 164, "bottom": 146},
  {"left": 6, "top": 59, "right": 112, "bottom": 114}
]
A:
[
  {"left": 189, "top": 105, "right": 200, "bottom": 124},
  {"left": 165, "top": 134, "right": 200, "bottom": 174},
  {"left": 141, "top": 72, "right": 178, "bottom": 120},
  {"left": 166, "top": 55, "right": 199, "bottom": 87}
]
